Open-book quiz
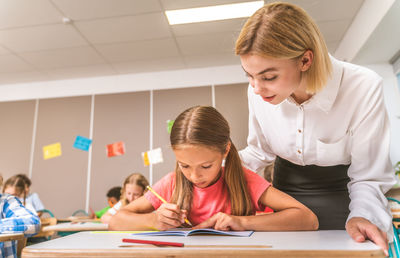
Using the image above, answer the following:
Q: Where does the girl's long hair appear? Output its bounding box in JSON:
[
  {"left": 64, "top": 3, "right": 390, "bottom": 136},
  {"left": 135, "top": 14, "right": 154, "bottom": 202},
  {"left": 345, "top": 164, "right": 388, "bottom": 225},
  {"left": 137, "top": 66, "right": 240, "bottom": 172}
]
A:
[
  {"left": 120, "top": 173, "right": 149, "bottom": 206},
  {"left": 170, "top": 106, "right": 253, "bottom": 216}
]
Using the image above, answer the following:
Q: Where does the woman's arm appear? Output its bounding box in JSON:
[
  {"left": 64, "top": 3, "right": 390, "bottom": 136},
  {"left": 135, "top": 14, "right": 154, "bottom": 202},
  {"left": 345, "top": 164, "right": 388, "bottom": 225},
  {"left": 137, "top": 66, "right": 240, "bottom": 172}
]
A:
[
  {"left": 108, "top": 196, "right": 188, "bottom": 231},
  {"left": 194, "top": 186, "right": 318, "bottom": 231}
]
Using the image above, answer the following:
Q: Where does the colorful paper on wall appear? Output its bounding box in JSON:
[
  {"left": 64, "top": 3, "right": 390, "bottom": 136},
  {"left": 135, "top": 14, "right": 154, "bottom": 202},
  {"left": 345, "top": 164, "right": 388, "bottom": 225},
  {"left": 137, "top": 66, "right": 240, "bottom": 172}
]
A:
[
  {"left": 142, "top": 152, "right": 150, "bottom": 166},
  {"left": 107, "top": 141, "right": 125, "bottom": 157},
  {"left": 73, "top": 135, "right": 92, "bottom": 151},
  {"left": 167, "top": 120, "right": 174, "bottom": 134},
  {"left": 142, "top": 147, "right": 163, "bottom": 166},
  {"left": 43, "top": 142, "right": 62, "bottom": 160}
]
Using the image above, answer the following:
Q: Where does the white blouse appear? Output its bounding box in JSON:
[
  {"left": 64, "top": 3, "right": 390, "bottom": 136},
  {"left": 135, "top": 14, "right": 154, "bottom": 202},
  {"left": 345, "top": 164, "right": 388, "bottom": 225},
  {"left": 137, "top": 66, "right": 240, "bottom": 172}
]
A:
[{"left": 239, "top": 55, "right": 396, "bottom": 235}]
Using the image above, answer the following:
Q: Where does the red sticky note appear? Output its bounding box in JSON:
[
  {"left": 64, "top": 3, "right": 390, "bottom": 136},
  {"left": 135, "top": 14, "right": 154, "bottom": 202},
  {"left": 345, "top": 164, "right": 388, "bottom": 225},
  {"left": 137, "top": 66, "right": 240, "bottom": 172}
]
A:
[{"left": 107, "top": 141, "right": 125, "bottom": 157}]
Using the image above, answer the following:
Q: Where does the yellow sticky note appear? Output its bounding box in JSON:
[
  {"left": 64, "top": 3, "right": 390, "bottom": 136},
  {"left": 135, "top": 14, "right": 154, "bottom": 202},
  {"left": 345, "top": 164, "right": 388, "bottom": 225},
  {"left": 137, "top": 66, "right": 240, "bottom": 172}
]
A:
[
  {"left": 43, "top": 142, "right": 62, "bottom": 160},
  {"left": 142, "top": 151, "right": 150, "bottom": 166}
]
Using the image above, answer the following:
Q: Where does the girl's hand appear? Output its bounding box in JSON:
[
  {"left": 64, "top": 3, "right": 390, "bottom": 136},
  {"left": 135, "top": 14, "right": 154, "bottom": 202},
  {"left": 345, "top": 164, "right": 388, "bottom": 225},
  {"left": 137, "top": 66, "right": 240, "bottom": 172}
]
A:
[
  {"left": 193, "top": 212, "right": 245, "bottom": 231},
  {"left": 346, "top": 217, "right": 388, "bottom": 256},
  {"left": 154, "top": 203, "right": 187, "bottom": 230}
]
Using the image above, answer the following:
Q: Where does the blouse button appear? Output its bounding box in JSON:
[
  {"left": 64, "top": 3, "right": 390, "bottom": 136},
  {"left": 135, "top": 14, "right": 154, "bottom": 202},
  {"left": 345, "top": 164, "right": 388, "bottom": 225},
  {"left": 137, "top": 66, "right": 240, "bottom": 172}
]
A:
[
  {"left": 297, "top": 150, "right": 302, "bottom": 154},
  {"left": 298, "top": 129, "right": 302, "bottom": 133}
]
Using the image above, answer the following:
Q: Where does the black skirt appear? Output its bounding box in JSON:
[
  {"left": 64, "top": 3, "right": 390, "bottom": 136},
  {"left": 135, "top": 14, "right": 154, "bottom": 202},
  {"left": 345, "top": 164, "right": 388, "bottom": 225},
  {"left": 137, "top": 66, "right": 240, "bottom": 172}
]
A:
[{"left": 273, "top": 156, "right": 351, "bottom": 230}]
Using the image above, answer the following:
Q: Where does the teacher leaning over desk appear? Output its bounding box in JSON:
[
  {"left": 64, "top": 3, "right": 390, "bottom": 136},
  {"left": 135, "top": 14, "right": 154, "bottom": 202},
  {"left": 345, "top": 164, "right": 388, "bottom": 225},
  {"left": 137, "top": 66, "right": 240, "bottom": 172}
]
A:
[{"left": 236, "top": 2, "right": 396, "bottom": 256}]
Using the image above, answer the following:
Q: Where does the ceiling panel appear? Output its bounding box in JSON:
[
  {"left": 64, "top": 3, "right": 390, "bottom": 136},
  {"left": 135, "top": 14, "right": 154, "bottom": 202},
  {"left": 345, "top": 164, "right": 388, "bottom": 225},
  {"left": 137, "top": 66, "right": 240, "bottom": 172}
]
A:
[
  {"left": 0, "top": 55, "right": 35, "bottom": 73},
  {"left": 96, "top": 38, "right": 180, "bottom": 63},
  {"left": 289, "top": 0, "right": 364, "bottom": 22},
  {"left": 0, "top": 24, "right": 88, "bottom": 52},
  {"left": 74, "top": 13, "right": 172, "bottom": 44},
  {"left": 46, "top": 64, "right": 116, "bottom": 80},
  {"left": 0, "top": 45, "right": 11, "bottom": 55},
  {"left": 20, "top": 46, "right": 106, "bottom": 70},
  {"left": 0, "top": 0, "right": 62, "bottom": 29},
  {"left": 52, "top": 0, "right": 162, "bottom": 20},
  {"left": 317, "top": 19, "right": 352, "bottom": 43},
  {"left": 112, "top": 57, "right": 185, "bottom": 74},
  {"left": 171, "top": 18, "right": 246, "bottom": 37},
  {"left": 176, "top": 32, "right": 238, "bottom": 55},
  {"left": 160, "top": 0, "right": 256, "bottom": 10},
  {"left": 184, "top": 52, "right": 241, "bottom": 68},
  {"left": 0, "top": 71, "right": 49, "bottom": 84}
]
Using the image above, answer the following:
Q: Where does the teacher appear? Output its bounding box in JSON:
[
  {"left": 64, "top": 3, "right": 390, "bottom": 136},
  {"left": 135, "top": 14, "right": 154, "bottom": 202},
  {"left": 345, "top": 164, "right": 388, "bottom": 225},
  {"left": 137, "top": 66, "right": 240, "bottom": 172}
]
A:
[{"left": 236, "top": 2, "right": 395, "bottom": 254}]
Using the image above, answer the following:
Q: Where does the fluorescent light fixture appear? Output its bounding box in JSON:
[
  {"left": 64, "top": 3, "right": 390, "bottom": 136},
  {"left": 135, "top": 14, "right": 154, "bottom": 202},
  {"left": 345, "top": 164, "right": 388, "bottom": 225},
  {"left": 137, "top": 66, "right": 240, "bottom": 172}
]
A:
[{"left": 165, "top": 1, "right": 264, "bottom": 25}]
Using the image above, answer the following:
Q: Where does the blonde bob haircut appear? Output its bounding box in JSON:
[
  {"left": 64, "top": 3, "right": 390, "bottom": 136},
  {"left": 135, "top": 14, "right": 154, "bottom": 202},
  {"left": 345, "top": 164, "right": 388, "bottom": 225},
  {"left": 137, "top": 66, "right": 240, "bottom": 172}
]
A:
[{"left": 235, "top": 2, "right": 332, "bottom": 93}]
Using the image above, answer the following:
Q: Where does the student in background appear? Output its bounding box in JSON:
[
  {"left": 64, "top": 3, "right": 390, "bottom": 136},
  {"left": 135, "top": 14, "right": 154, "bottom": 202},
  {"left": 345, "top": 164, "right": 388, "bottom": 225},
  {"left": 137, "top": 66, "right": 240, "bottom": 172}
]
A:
[
  {"left": 3, "top": 175, "right": 37, "bottom": 215},
  {"left": 101, "top": 173, "right": 148, "bottom": 224},
  {"left": 109, "top": 106, "right": 318, "bottom": 231},
  {"left": 16, "top": 174, "right": 45, "bottom": 217},
  {"left": 0, "top": 174, "right": 40, "bottom": 258},
  {"left": 93, "top": 186, "right": 121, "bottom": 219}
]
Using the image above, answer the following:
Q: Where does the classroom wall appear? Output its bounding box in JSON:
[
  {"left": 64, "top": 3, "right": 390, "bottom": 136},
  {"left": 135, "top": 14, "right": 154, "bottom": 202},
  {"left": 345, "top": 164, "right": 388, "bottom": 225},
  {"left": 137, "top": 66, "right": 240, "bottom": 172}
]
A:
[
  {"left": 0, "top": 83, "right": 249, "bottom": 218},
  {"left": 365, "top": 63, "right": 400, "bottom": 166}
]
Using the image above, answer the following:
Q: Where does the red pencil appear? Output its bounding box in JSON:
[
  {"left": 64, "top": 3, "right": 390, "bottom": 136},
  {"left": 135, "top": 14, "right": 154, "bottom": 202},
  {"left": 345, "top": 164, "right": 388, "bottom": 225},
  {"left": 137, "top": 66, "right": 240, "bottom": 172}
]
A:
[{"left": 122, "top": 238, "right": 184, "bottom": 247}]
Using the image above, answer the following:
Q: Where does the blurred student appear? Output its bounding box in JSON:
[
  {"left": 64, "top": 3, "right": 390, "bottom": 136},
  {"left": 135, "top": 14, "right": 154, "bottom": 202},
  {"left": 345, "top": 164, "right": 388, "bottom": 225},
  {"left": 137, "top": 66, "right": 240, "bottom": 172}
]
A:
[
  {"left": 0, "top": 174, "right": 40, "bottom": 258},
  {"left": 16, "top": 174, "right": 45, "bottom": 217},
  {"left": 3, "top": 175, "right": 37, "bottom": 215},
  {"left": 101, "top": 173, "right": 148, "bottom": 224},
  {"left": 93, "top": 186, "right": 121, "bottom": 219}
]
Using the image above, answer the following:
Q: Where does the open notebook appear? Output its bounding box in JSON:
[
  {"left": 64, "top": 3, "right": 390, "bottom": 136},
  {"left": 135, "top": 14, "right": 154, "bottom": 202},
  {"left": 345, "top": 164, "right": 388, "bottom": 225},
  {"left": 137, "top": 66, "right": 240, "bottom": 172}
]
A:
[{"left": 132, "top": 228, "right": 254, "bottom": 237}]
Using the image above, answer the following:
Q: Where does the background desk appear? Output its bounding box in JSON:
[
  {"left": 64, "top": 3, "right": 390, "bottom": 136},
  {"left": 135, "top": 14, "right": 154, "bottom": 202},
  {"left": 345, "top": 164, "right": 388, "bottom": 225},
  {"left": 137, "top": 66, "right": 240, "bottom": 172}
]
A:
[
  {"left": 42, "top": 222, "right": 108, "bottom": 232},
  {"left": 22, "top": 230, "right": 383, "bottom": 258},
  {"left": 0, "top": 232, "right": 24, "bottom": 242}
]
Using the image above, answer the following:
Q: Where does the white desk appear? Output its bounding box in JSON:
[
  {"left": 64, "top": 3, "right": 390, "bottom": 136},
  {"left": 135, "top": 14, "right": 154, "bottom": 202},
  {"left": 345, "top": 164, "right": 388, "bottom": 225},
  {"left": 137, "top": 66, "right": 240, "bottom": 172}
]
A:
[
  {"left": 42, "top": 222, "right": 108, "bottom": 232},
  {"left": 22, "top": 230, "right": 383, "bottom": 257}
]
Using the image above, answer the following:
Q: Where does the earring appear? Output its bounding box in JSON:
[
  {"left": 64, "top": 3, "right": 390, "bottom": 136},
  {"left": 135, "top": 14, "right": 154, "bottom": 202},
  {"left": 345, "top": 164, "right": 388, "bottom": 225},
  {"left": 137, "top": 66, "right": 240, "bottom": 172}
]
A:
[{"left": 222, "top": 159, "right": 226, "bottom": 166}]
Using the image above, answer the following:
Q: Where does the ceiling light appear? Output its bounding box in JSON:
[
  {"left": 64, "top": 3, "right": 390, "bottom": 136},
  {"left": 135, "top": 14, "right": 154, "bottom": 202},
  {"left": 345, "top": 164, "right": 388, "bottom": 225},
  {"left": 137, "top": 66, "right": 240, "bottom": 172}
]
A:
[{"left": 165, "top": 1, "right": 264, "bottom": 25}]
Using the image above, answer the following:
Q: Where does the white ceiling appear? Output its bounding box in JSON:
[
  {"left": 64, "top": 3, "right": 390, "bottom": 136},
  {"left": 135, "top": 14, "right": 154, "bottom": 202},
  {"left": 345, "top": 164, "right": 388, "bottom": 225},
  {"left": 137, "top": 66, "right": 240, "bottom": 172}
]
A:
[
  {"left": 0, "top": 0, "right": 364, "bottom": 85},
  {"left": 352, "top": 0, "right": 400, "bottom": 65}
]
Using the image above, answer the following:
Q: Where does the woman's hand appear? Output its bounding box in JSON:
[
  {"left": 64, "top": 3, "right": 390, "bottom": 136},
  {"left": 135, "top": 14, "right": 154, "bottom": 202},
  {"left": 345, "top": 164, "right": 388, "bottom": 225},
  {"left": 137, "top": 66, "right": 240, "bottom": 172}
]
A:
[
  {"left": 193, "top": 212, "right": 245, "bottom": 231},
  {"left": 346, "top": 217, "right": 388, "bottom": 256},
  {"left": 154, "top": 203, "right": 187, "bottom": 230}
]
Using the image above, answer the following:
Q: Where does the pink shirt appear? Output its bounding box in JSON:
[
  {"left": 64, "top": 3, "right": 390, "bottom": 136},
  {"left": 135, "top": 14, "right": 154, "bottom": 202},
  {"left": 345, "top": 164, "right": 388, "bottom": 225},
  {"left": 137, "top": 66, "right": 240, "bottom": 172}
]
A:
[{"left": 144, "top": 167, "right": 271, "bottom": 225}]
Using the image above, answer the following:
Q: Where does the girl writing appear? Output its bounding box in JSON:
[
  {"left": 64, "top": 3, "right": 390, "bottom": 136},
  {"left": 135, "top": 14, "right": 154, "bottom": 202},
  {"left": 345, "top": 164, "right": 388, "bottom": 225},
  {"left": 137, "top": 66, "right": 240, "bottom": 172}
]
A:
[{"left": 109, "top": 106, "right": 318, "bottom": 231}]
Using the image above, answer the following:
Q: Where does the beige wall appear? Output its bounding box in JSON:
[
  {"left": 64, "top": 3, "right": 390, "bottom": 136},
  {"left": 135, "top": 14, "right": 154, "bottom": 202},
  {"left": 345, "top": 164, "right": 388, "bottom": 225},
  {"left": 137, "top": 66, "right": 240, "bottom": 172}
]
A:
[
  {"left": 0, "top": 100, "right": 35, "bottom": 185},
  {"left": 0, "top": 83, "right": 249, "bottom": 218}
]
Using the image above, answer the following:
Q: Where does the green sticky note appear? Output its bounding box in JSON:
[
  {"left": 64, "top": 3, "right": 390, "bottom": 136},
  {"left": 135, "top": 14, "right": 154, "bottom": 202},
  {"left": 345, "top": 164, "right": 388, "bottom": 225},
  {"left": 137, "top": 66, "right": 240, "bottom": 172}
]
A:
[{"left": 167, "top": 120, "right": 174, "bottom": 134}]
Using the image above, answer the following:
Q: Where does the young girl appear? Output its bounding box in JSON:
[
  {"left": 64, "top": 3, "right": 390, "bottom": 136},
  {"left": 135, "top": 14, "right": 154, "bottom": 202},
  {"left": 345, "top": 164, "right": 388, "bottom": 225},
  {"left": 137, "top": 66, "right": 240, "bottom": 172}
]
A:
[
  {"left": 0, "top": 174, "right": 40, "bottom": 257},
  {"left": 109, "top": 106, "right": 318, "bottom": 231},
  {"left": 101, "top": 173, "right": 148, "bottom": 224},
  {"left": 16, "top": 174, "right": 45, "bottom": 217},
  {"left": 3, "top": 175, "right": 37, "bottom": 215}
]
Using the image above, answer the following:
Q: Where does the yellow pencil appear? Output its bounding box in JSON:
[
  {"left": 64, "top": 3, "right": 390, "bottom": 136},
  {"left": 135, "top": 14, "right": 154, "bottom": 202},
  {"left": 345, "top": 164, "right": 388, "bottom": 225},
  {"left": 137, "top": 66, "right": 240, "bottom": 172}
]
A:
[{"left": 146, "top": 185, "right": 193, "bottom": 227}]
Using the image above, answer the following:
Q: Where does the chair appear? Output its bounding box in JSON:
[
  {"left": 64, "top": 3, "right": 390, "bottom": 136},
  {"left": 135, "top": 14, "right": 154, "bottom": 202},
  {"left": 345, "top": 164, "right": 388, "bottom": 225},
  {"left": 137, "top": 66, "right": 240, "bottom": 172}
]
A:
[
  {"left": 33, "top": 217, "right": 58, "bottom": 240},
  {"left": 71, "top": 209, "right": 89, "bottom": 217},
  {"left": 39, "top": 209, "right": 55, "bottom": 218}
]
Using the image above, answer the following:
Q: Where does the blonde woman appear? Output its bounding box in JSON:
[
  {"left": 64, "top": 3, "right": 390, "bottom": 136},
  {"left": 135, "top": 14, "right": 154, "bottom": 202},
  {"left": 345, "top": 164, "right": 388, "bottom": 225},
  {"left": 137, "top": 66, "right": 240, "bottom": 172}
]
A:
[
  {"left": 109, "top": 106, "right": 317, "bottom": 232},
  {"left": 236, "top": 2, "right": 394, "bottom": 255}
]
